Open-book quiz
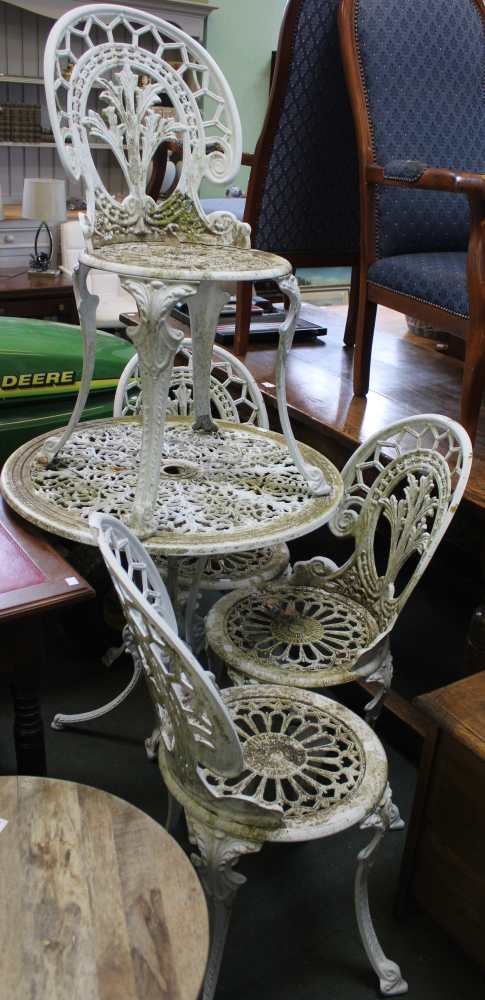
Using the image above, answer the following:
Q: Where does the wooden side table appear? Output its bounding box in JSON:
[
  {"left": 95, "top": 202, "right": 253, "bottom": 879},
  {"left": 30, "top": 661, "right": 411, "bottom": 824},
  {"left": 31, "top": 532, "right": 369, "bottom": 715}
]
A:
[
  {"left": 0, "top": 269, "right": 78, "bottom": 323},
  {"left": 0, "top": 776, "right": 209, "bottom": 999},
  {"left": 398, "top": 671, "right": 485, "bottom": 970},
  {"left": 0, "top": 498, "right": 94, "bottom": 775}
]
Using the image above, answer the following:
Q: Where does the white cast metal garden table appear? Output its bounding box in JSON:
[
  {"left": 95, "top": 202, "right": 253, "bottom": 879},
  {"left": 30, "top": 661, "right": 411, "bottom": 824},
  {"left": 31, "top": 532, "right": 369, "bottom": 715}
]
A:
[{"left": 1, "top": 417, "right": 343, "bottom": 557}]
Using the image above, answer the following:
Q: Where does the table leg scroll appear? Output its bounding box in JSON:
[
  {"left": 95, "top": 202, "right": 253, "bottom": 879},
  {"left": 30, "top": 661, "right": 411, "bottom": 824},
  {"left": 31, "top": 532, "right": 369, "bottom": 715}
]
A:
[{"left": 120, "top": 279, "right": 197, "bottom": 536}]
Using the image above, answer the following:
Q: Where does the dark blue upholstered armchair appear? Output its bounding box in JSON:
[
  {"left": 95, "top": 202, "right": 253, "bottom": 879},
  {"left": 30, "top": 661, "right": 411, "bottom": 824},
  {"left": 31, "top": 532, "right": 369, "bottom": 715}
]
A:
[
  {"left": 234, "top": 0, "right": 360, "bottom": 354},
  {"left": 339, "top": 0, "right": 485, "bottom": 442}
]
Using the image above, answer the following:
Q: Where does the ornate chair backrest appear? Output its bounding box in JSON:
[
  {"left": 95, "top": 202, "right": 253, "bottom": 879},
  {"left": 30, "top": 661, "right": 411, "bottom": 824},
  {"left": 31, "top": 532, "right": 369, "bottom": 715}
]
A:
[
  {"left": 91, "top": 512, "right": 281, "bottom": 824},
  {"left": 341, "top": 0, "right": 485, "bottom": 258},
  {"left": 44, "top": 4, "right": 248, "bottom": 251},
  {"left": 113, "top": 339, "right": 269, "bottom": 427},
  {"left": 247, "top": 0, "right": 359, "bottom": 263},
  {"left": 294, "top": 416, "right": 472, "bottom": 634}
]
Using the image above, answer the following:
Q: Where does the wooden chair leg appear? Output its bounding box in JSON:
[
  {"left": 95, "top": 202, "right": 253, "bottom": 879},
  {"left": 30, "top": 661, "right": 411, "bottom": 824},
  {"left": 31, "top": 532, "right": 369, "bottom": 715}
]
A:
[
  {"left": 353, "top": 285, "right": 377, "bottom": 396},
  {"left": 344, "top": 263, "right": 360, "bottom": 347},
  {"left": 233, "top": 281, "right": 252, "bottom": 356},
  {"left": 460, "top": 323, "right": 485, "bottom": 443}
]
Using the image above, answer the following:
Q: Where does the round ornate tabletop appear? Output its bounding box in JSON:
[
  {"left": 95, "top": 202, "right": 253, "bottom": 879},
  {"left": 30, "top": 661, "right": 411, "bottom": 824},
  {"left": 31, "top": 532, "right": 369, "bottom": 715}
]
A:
[
  {"left": 0, "top": 775, "right": 208, "bottom": 1000},
  {"left": 1, "top": 417, "right": 343, "bottom": 556}
]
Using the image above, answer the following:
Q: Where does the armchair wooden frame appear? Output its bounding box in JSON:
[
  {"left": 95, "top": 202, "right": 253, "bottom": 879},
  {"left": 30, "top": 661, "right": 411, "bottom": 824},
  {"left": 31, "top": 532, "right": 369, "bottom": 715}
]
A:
[
  {"left": 339, "top": 0, "right": 485, "bottom": 443},
  {"left": 233, "top": 0, "right": 360, "bottom": 356}
]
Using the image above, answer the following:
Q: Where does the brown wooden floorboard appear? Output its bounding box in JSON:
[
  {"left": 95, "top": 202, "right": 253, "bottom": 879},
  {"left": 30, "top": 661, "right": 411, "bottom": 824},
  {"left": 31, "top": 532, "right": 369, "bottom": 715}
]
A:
[{"left": 242, "top": 304, "right": 485, "bottom": 510}]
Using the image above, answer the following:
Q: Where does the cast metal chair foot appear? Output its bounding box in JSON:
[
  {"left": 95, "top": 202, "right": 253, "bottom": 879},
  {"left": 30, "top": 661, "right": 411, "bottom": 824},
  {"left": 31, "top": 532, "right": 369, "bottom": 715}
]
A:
[{"left": 51, "top": 659, "right": 143, "bottom": 730}]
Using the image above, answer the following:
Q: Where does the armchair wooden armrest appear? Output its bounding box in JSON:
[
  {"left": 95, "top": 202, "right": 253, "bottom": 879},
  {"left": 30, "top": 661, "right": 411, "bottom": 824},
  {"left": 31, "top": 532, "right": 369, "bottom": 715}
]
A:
[
  {"left": 367, "top": 161, "right": 485, "bottom": 197},
  {"left": 242, "top": 152, "right": 255, "bottom": 167}
]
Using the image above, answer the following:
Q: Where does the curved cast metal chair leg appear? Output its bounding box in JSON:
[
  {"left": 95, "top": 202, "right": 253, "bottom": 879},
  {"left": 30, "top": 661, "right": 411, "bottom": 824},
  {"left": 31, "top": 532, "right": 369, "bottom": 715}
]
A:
[
  {"left": 40, "top": 262, "right": 98, "bottom": 466},
  {"left": 364, "top": 646, "right": 394, "bottom": 728},
  {"left": 51, "top": 658, "right": 143, "bottom": 730},
  {"left": 188, "top": 281, "right": 231, "bottom": 433},
  {"left": 166, "top": 792, "right": 183, "bottom": 834},
  {"left": 184, "top": 556, "right": 207, "bottom": 650},
  {"left": 355, "top": 785, "right": 408, "bottom": 995},
  {"left": 187, "top": 815, "right": 262, "bottom": 1000},
  {"left": 145, "top": 725, "right": 161, "bottom": 760},
  {"left": 276, "top": 274, "right": 331, "bottom": 497}
]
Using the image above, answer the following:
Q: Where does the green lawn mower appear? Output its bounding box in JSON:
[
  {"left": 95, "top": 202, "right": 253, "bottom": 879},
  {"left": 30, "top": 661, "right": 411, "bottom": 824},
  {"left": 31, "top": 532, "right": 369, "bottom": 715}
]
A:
[{"left": 0, "top": 317, "right": 135, "bottom": 465}]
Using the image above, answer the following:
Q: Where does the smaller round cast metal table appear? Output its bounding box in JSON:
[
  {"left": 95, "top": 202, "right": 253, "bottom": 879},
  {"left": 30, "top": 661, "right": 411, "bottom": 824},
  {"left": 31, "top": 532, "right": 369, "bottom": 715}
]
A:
[
  {"left": 1, "top": 416, "right": 343, "bottom": 555},
  {"left": 0, "top": 775, "right": 209, "bottom": 1000}
]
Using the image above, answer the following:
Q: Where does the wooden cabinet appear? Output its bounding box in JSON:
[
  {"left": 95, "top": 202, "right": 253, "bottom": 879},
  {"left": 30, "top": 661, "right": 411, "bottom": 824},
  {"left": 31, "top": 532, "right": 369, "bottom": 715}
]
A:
[
  {"left": 398, "top": 671, "right": 485, "bottom": 971},
  {"left": 0, "top": 269, "right": 77, "bottom": 322}
]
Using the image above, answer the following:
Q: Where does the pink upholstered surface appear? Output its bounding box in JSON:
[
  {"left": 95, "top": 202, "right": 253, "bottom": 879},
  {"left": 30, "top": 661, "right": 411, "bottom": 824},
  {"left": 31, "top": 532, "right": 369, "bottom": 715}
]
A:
[{"left": 0, "top": 522, "right": 45, "bottom": 594}]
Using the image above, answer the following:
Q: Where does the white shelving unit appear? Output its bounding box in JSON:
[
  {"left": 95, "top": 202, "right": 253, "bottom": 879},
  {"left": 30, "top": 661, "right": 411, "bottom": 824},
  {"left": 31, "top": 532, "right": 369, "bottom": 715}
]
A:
[
  {"left": 0, "top": 0, "right": 216, "bottom": 265},
  {"left": 0, "top": 0, "right": 216, "bottom": 204}
]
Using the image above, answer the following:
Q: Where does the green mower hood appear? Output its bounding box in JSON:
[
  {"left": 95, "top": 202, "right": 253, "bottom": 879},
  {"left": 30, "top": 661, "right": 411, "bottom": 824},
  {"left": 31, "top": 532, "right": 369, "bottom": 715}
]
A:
[{"left": 0, "top": 317, "right": 134, "bottom": 463}]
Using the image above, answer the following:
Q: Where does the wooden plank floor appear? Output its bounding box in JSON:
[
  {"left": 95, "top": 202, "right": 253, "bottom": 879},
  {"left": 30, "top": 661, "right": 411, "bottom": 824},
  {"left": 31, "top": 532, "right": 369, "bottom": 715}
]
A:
[{"left": 242, "top": 304, "right": 485, "bottom": 511}]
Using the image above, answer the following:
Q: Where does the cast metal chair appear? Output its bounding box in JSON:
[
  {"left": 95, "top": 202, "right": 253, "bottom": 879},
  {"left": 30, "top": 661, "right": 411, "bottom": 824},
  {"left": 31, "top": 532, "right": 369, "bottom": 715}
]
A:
[
  {"left": 91, "top": 510, "right": 407, "bottom": 1000},
  {"left": 339, "top": 0, "right": 485, "bottom": 442},
  {"left": 43, "top": 3, "right": 328, "bottom": 538},
  {"left": 206, "top": 416, "right": 472, "bottom": 723},
  {"left": 113, "top": 342, "right": 290, "bottom": 593}
]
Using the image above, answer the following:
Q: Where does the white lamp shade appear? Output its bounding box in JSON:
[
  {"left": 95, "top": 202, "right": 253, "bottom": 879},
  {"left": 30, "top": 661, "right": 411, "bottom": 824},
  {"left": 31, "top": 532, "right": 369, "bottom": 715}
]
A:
[{"left": 22, "top": 178, "right": 66, "bottom": 223}]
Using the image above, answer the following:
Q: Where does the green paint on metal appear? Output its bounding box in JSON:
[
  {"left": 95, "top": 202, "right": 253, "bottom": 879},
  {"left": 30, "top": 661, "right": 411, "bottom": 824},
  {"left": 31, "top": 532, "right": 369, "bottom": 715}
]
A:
[{"left": 0, "top": 316, "right": 135, "bottom": 462}]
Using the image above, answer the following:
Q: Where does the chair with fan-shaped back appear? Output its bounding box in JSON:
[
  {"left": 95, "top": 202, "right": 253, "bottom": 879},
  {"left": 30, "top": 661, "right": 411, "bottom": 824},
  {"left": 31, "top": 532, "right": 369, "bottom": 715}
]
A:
[
  {"left": 113, "top": 339, "right": 269, "bottom": 427},
  {"left": 232, "top": 0, "right": 360, "bottom": 355},
  {"left": 91, "top": 510, "right": 407, "bottom": 1000},
  {"left": 113, "top": 341, "right": 290, "bottom": 593},
  {"left": 206, "top": 415, "right": 472, "bottom": 723},
  {"left": 43, "top": 3, "right": 327, "bottom": 537}
]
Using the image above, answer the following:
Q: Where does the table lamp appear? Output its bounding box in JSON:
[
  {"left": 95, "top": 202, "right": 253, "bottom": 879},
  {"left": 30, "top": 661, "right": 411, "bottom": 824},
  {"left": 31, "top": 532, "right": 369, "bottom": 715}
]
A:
[{"left": 22, "top": 178, "right": 66, "bottom": 275}]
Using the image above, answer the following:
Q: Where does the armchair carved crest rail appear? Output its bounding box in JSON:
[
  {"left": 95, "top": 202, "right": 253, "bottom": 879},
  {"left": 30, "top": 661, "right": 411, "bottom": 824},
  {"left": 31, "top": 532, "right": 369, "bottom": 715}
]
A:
[
  {"left": 28, "top": 2, "right": 333, "bottom": 538},
  {"left": 92, "top": 511, "right": 408, "bottom": 1000}
]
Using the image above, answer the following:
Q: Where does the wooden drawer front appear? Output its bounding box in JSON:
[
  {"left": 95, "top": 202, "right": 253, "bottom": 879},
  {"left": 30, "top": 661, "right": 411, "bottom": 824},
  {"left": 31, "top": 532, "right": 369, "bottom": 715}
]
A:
[
  {"left": 0, "top": 296, "right": 76, "bottom": 322},
  {"left": 0, "top": 246, "right": 32, "bottom": 267},
  {"left": 412, "top": 734, "right": 485, "bottom": 969},
  {"left": 425, "top": 735, "right": 485, "bottom": 869},
  {"left": 413, "top": 827, "right": 485, "bottom": 969},
  {"left": 0, "top": 222, "right": 40, "bottom": 249},
  {"left": 0, "top": 221, "right": 59, "bottom": 269}
]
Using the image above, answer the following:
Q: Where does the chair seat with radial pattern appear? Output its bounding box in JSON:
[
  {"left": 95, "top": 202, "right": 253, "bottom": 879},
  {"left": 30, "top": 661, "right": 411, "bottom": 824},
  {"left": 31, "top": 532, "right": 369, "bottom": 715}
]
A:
[
  {"left": 113, "top": 342, "right": 290, "bottom": 593},
  {"left": 81, "top": 242, "right": 288, "bottom": 283},
  {"left": 206, "top": 415, "right": 472, "bottom": 724},
  {"left": 91, "top": 511, "right": 407, "bottom": 1000},
  {"left": 43, "top": 4, "right": 328, "bottom": 539}
]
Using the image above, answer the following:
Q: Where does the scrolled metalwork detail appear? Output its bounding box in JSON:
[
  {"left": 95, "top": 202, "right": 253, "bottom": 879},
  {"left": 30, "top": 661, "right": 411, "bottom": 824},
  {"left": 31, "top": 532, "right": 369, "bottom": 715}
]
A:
[
  {"left": 45, "top": 6, "right": 245, "bottom": 247},
  {"left": 22, "top": 421, "right": 340, "bottom": 548}
]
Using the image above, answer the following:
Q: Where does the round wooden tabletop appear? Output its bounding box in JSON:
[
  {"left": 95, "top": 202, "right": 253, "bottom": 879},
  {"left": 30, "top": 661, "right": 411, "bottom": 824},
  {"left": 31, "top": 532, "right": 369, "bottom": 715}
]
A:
[{"left": 0, "top": 775, "right": 209, "bottom": 1000}]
